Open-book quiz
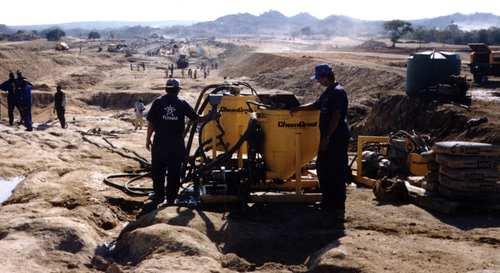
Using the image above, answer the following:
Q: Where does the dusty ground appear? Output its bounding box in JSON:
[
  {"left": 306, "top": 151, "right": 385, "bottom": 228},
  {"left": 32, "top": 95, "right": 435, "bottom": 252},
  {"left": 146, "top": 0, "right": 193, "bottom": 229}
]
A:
[{"left": 0, "top": 38, "right": 498, "bottom": 273}]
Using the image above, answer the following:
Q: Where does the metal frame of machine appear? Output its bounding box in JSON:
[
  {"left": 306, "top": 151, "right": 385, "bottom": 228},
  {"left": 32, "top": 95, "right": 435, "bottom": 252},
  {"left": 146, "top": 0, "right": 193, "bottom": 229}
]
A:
[
  {"left": 182, "top": 82, "right": 322, "bottom": 205},
  {"left": 354, "top": 136, "right": 390, "bottom": 188},
  {"left": 353, "top": 133, "right": 430, "bottom": 188}
]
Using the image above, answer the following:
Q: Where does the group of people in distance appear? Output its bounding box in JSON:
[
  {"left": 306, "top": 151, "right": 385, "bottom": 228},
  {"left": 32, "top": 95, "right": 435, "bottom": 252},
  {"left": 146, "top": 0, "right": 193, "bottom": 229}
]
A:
[{"left": 1, "top": 72, "right": 67, "bottom": 130}]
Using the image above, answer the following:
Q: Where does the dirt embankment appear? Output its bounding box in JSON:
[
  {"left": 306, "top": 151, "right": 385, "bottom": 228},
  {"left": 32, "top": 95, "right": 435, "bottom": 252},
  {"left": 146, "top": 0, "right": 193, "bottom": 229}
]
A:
[
  {"left": 222, "top": 52, "right": 500, "bottom": 144},
  {"left": 82, "top": 91, "right": 161, "bottom": 110},
  {"left": 222, "top": 52, "right": 405, "bottom": 104}
]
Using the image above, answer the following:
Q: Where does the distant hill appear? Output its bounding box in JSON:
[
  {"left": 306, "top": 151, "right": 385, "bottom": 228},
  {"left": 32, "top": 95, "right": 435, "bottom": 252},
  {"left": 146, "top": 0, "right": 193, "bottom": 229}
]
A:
[
  {"left": 178, "top": 11, "right": 500, "bottom": 37},
  {"left": 11, "top": 20, "right": 196, "bottom": 31},
  {"left": 188, "top": 11, "right": 382, "bottom": 36},
  {"left": 3, "top": 11, "right": 500, "bottom": 38},
  {"left": 412, "top": 13, "right": 500, "bottom": 31}
]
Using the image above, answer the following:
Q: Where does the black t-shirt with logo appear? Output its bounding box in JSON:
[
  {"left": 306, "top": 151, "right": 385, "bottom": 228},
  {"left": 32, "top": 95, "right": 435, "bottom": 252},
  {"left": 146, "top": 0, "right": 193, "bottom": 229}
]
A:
[
  {"left": 54, "top": 91, "right": 66, "bottom": 109},
  {"left": 147, "top": 94, "right": 197, "bottom": 151},
  {"left": 312, "top": 83, "right": 351, "bottom": 141}
]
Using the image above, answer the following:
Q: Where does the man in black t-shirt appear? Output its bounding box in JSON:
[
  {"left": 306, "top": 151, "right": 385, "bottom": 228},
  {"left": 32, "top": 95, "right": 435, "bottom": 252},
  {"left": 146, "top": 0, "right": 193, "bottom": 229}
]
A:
[
  {"left": 291, "top": 64, "right": 351, "bottom": 220},
  {"left": 145, "top": 79, "right": 214, "bottom": 211},
  {"left": 54, "top": 85, "right": 66, "bottom": 128},
  {"left": 0, "top": 72, "right": 19, "bottom": 126}
]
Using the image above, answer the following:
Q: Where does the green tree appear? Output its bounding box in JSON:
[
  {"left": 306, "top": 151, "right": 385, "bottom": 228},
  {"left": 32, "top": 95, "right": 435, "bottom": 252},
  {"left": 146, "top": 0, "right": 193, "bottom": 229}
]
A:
[
  {"left": 44, "top": 28, "right": 66, "bottom": 41},
  {"left": 384, "top": 20, "right": 413, "bottom": 48},
  {"left": 300, "top": 26, "right": 313, "bottom": 36},
  {"left": 0, "top": 24, "right": 10, "bottom": 34},
  {"left": 88, "top": 31, "right": 101, "bottom": 40}
]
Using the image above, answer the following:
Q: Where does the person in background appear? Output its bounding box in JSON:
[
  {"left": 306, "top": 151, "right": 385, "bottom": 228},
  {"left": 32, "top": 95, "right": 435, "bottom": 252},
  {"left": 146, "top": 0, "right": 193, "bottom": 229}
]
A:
[
  {"left": 134, "top": 98, "right": 146, "bottom": 130},
  {"left": 53, "top": 85, "right": 67, "bottom": 128},
  {"left": 15, "top": 71, "right": 33, "bottom": 131},
  {"left": 0, "top": 72, "right": 20, "bottom": 126}
]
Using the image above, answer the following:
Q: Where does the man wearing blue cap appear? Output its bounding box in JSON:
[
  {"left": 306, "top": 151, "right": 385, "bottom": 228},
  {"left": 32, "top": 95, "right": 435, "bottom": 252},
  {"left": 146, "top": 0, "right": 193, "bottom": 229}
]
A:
[
  {"left": 144, "top": 79, "right": 215, "bottom": 211},
  {"left": 292, "top": 64, "right": 350, "bottom": 220}
]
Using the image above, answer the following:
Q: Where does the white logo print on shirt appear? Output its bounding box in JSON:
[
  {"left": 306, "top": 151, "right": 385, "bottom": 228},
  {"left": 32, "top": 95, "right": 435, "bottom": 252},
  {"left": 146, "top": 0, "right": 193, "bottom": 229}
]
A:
[{"left": 162, "top": 105, "right": 178, "bottom": 120}]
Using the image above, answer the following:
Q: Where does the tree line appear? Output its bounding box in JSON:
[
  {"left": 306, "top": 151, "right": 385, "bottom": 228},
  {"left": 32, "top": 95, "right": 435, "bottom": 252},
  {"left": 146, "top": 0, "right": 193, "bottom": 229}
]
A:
[
  {"left": 0, "top": 26, "right": 101, "bottom": 41},
  {"left": 384, "top": 19, "right": 500, "bottom": 46}
]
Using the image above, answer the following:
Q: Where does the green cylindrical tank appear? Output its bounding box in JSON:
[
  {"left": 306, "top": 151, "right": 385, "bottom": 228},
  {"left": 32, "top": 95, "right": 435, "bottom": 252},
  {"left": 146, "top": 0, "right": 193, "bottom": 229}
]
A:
[{"left": 406, "top": 51, "right": 461, "bottom": 97}]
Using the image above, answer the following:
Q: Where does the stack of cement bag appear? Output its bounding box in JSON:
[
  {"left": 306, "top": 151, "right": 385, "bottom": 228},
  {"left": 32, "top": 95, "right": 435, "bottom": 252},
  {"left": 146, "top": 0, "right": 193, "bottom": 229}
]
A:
[
  {"left": 421, "top": 150, "right": 439, "bottom": 192},
  {"left": 432, "top": 141, "right": 500, "bottom": 203}
]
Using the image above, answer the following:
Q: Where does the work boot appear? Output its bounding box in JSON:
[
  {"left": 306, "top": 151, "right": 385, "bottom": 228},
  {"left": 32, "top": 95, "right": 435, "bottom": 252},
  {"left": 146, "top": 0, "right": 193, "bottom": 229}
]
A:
[{"left": 137, "top": 201, "right": 159, "bottom": 217}]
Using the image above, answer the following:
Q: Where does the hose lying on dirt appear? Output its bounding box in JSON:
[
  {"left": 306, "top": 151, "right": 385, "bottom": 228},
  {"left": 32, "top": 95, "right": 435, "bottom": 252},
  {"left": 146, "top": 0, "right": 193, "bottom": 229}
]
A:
[
  {"left": 103, "top": 172, "right": 152, "bottom": 196},
  {"left": 80, "top": 134, "right": 150, "bottom": 168},
  {"left": 79, "top": 132, "right": 153, "bottom": 196}
]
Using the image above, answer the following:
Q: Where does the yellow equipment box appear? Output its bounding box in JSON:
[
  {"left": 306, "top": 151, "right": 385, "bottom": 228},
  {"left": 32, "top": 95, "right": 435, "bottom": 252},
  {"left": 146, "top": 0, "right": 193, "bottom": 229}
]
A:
[
  {"left": 202, "top": 95, "right": 257, "bottom": 153},
  {"left": 408, "top": 152, "right": 429, "bottom": 176},
  {"left": 256, "top": 109, "right": 320, "bottom": 180}
]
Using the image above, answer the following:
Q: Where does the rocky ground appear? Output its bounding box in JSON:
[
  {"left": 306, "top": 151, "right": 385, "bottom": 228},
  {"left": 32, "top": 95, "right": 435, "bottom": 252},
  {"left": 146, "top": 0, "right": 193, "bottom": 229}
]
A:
[{"left": 0, "top": 39, "right": 499, "bottom": 273}]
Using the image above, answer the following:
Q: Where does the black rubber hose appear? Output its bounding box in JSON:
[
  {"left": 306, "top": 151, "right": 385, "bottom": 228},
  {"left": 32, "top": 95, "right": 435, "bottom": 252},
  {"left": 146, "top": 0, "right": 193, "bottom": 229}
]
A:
[
  {"left": 190, "top": 118, "right": 255, "bottom": 178},
  {"left": 103, "top": 172, "right": 152, "bottom": 196}
]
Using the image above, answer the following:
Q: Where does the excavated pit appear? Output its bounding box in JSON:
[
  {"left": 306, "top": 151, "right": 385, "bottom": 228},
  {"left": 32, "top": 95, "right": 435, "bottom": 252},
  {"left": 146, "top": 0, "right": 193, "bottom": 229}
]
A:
[{"left": 81, "top": 91, "right": 161, "bottom": 110}]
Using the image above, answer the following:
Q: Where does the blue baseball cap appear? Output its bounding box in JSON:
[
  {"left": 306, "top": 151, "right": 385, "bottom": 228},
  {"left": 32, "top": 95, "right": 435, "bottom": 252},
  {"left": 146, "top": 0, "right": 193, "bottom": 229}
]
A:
[
  {"left": 166, "top": 79, "right": 181, "bottom": 89},
  {"left": 311, "top": 64, "right": 334, "bottom": 80}
]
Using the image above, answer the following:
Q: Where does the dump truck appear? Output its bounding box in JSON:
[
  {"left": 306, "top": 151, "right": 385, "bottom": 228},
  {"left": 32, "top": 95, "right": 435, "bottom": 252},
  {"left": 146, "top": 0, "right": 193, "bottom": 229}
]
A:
[
  {"left": 468, "top": 43, "right": 500, "bottom": 84},
  {"left": 55, "top": 42, "right": 69, "bottom": 51}
]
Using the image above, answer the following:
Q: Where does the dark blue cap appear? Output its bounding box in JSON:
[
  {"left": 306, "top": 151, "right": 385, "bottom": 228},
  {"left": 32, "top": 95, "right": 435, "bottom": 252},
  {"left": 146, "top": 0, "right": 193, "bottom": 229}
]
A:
[
  {"left": 166, "top": 79, "right": 181, "bottom": 89},
  {"left": 311, "top": 64, "right": 334, "bottom": 80}
]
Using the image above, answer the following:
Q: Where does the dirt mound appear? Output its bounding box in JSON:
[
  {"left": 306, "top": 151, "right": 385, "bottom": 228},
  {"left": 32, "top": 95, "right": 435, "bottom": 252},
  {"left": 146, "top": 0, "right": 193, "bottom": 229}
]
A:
[
  {"left": 33, "top": 83, "right": 52, "bottom": 91},
  {"left": 114, "top": 223, "right": 220, "bottom": 264},
  {"left": 356, "top": 40, "right": 388, "bottom": 50},
  {"left": 353, "top": 94, "right": 500, "bottom": 144},
  {"left": 0, "top": 170, "right": 122, "bottom": 273},
  {"left": 82, "top": 91, "right": 160, "bottom": 109},
  {"left": 58, "top": 71, "right": 105, "bottom": 90},
  {"left": 119, "top": 206, "right": 344, "bottom": 269},
  {"left": 307, "top": 242, "right": 363, "bottom": 273},
  {"left": 222, "top": 52, "right": 405, "bottom": 103}
]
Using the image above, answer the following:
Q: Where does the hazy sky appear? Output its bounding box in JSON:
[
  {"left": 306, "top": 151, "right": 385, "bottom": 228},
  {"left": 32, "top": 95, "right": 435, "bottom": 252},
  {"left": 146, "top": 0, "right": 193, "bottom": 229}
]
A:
[{"left": 3, "top": 0, "right": 499, "bottom": 25}]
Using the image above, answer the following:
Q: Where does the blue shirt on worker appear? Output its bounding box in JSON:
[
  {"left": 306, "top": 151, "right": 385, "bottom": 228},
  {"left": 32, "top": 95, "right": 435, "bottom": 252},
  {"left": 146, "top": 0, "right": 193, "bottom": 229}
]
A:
[{"left": 313, "top": 83, "right": 351, "bottom": 141}]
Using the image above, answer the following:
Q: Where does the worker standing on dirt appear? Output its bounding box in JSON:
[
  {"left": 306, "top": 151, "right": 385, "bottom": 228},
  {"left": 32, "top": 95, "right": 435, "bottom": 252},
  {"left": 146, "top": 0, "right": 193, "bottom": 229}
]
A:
[
  {"left": 53, "top": 85, "right": 66, "bottom": 128},
  {"left": 0, "top": 72, "right": 19, "bottom": 126},
  {"left": 193, "top": 69, "right": 197, "bottom": 79},
  {"left": 291, "top": 64, "right": 350, "bottom": 220},
  {"left": 133, "top": 98, "right": 146, "bottom": 130},
  {"left": 144, "top": 79, "right": 217, "bottom": 211},
  {"left": 15, "top": 71, "right": 33, "bottom": 131}
]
